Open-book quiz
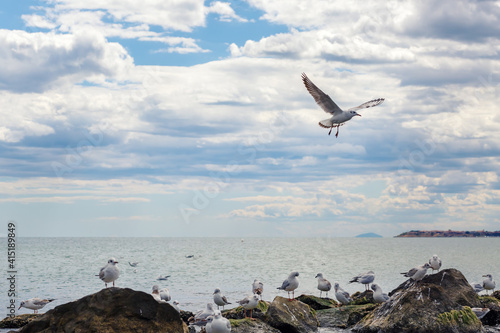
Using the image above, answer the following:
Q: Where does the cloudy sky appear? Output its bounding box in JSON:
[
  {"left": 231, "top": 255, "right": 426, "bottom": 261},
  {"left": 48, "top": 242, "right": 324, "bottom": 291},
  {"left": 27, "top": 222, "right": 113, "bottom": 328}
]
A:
[{"left": 1, "top": 0, "right": 499, "bottom": 237}]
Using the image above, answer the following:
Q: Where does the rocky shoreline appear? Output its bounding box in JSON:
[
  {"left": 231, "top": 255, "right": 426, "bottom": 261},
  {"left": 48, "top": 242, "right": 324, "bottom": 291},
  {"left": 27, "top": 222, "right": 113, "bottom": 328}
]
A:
[
  {"left": 2, "top": 269, "right": 500, "bottom": 333},
  {"left": 395, "top": 230, "right": 500, "bottom": 237}
]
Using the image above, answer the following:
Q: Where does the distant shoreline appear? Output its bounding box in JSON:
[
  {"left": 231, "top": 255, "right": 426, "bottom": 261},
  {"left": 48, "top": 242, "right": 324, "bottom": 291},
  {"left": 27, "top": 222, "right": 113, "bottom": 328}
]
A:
[{"left": 395, "top": 230, "right": 500, "bottom": 237}]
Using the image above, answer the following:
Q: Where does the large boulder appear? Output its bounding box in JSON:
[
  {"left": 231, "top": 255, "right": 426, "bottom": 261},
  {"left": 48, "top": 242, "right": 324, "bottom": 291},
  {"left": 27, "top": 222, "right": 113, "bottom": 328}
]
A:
[
  {"left": 265, "top": 296, "right": 319, "bottom": 333},
  {"left": 18, "top": 287, "right": 188, "bottom": 333},
  {"left": 353, "top": 269, "right": 483, "bottom": 333}
]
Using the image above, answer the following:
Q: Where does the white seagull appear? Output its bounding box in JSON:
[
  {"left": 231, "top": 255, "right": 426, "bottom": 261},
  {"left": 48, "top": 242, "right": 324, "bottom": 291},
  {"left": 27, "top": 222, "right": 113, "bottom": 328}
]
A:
[
  {"left": 160, "top": 287, "right": 171, "bottom": 302},
  {"left": 18, "top": 298, "right": 55, "bottom": 313},
  {"left": 97, "top": 258, "right": 120, "bottom": 288},
  {"left": 349, "top": 271, "right": 375, "bottom": 291},
  {"left": 401, "top": 263, "right": 431, "bottom": 283},
  {"left": 190, "top": 303, "right": 215, "bottom": 326},
  {"left": 172, "top": 300, "right": 181, "bottom": 313},
  {"left": 213, "top": 288, "right": 231, "bottom": 310},
  {"left": 206, "top": 310, "right": 231, "bottom": 333},
  {"left": 277, "top": 271, "right": 299, "bottom": 301},
  {"left": 429, "top": 255, "right": 442, "bottom": 273},
  {"left": 237, "top": 294, "right": 260, "bottom": 320},
  {"left": 483, "top": 274, "right": 496, "bottom": 295},
  {"left": 301, "top": 72, "right": 384, "bottom": 137},
  {"left": 128, "top": 261, "right": 139, "bottom": 267},
  {"left": 315, "top": 273, "right": 332, "bottom": 298},
  {"left": 334, "top": 283, "right": 351, "bottom": 311},
  {"left": 471, "top": 282, "right": 484, "bottom": 294},
  {"left": 252, "top": 279, "right": 264, "bottom": 300},
  {"left": 151, "top": 285, "right": 166, "bottom": 303},
  {"left": 371, "top": 283, "right": 389, "bottom": 303}
]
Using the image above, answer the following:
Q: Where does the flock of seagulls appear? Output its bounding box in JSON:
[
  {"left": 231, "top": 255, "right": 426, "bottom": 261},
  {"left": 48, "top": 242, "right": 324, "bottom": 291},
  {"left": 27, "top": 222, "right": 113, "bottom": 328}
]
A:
[{"left": 17, "top": 253, "right": 497, "bottom": 333}]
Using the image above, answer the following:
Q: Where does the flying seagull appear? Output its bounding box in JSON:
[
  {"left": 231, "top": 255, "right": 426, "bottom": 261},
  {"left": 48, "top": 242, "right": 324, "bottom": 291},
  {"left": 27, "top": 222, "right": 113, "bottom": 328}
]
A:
[{"left": 301, "top": 73, "right": 384, "bottom": 137}]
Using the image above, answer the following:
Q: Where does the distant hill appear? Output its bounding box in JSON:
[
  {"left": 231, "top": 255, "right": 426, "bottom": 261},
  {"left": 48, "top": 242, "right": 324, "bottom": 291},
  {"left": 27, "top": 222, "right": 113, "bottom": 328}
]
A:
[
  {"left": 356, "top": 232, "right": 382, "bottom": 238},
  {"left": 395, "top": 230, "right": 500, "bottom": 237}
]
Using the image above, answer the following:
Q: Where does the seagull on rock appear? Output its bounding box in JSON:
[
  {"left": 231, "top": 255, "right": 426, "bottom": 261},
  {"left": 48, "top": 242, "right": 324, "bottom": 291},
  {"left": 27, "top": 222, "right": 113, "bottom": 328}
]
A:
[
  {"left": 371, "top": 283, "right": 389, "bottom": 303},
  {"left": 315, "top": 273, "right": 332, "bottom": 298},
  {"left": 401, "top": 263, "right": 431, "bottom": 283},
  {"left": 483, "top": 274, "right": 496, "bottom": 295},
  {"left": 252, "top": 279, "right": 264, "bottom": 300},
  {"left": 206, "top": 310, "right": 231, "bottom": 333},
  {"left": 18, "top": 298, "right": 55, "bottom": 313},
  {"left": 97, "top": 258, "right": 120, "bottom": 288},
  {"left": 429, "top": 255, "right": 442, "bottom": 273},
  {"left": 189, "top": 303, "right": 215, "bottom": 326},
  {"left": 349, "top": 271, "right": 375, "bottom": 291},
  {"left": 301, "top": 72, "right": 384, "bottom": 137},
  {"left": 237, "top": 294, "right": 260, "bottom": 320},
  {"left": 334, "top": 283, "right": 351, "bottom": 311},
  {"left": 172, "top": 300, "right": 181, "bottom": 312},
  {"left": 277, "top": 271, "right": 299, "bottom": 301},
  {"left": 213, "top": 288, "right": 231, "bottom": 310}
]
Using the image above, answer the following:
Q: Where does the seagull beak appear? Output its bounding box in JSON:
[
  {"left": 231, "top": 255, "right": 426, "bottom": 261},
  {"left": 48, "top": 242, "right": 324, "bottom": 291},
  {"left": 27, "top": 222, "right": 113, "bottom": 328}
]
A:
[{"left": 357, "top": 114, "right": 362, "bottom": 117}]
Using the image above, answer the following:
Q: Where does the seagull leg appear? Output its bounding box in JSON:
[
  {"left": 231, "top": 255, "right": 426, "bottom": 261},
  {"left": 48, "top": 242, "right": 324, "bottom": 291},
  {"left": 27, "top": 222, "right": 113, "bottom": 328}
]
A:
[
  {"left": 328, "top": 126, "right": 333, "bottom": 135},
  {"left": 335, "top": 126, "right": 340, "bottom": 138}
]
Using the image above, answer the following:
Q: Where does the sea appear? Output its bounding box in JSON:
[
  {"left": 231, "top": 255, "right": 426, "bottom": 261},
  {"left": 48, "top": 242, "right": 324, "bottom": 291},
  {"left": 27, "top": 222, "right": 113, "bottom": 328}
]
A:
[{"left": 1, "top": 237, "right": 500, "bottom": 332}]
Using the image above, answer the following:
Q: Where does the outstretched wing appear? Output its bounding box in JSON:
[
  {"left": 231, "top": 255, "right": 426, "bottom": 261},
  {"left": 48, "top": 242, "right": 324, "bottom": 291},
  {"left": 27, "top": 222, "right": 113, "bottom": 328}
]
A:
[
  {"left": 347, "top": 98, "right": 384, "bottom": 112},
  {"left": 301, "top": 73, "right": 342, "bottom": 115}
]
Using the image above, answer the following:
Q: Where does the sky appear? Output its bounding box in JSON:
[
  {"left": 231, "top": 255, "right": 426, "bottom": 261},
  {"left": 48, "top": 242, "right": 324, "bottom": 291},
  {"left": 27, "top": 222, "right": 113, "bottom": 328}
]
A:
[{"left": 0, "top": 0, "right": 499, "bottom": 237}]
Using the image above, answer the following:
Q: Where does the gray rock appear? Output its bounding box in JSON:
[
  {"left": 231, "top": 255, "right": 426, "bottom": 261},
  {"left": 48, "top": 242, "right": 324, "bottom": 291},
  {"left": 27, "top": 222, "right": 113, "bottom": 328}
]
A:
[
  {"left": 18, "top": 287, "right": 188, "bottom": 333},
  {"left": 266, "top": 296, "right": 319, "bottom": 333},
  {"left": 353, "top": 268, "right": 483, "bottom": 333}
]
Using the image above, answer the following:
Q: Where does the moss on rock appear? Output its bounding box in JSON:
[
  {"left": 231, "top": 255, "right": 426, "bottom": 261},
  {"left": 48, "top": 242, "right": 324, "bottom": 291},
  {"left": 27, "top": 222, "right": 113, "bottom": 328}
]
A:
[{"left": 437, "top": 307, "right": 481, "bottom": 327}]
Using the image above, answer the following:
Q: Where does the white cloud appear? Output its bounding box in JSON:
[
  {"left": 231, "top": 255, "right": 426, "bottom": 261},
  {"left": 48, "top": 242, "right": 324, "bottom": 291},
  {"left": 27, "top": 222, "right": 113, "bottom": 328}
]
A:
[
  {"left": 205, "top": 1, "right": 248, "bottom": 23},
  {"left": 0, "top": 29, "right": 133, "bottom": 93},
  {"left": 43, "top": 0, "right": 207, "bottom": 32}
]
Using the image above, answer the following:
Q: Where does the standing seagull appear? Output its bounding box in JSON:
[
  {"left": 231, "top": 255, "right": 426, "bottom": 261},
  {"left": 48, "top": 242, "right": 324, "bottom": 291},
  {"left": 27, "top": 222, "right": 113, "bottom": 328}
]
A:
[
  {"left": 277, "top": 271, "right": 299, "bottom": 301},
  {"left": 371, "top": 284, "right": 390, "bottom": 303},
  {"left": 97, "top": 258, "right": 120, "bottom": 288},
  {"left": 213, "top": 288, "right": 231, "bottom": 310},
  {"left": 18, "top": 298, "right": 55, "bottom": 313},
  {"left": 315, "top": 273, "right": 332, "bottom": 298},
  {"left": 334, "top": 283, "right": 351, "bottom": 311},
  {"left": 349, "top": 271, "right": 375, "bottom": 291},
  {"left": 401, "top": 263, "right": 431, "bottom": 283},
  {"left": 483, "top": 274, "right": 496, "bottom": 295},
  {"left": 429, "top": 255, "right": 442, "bottom": 273},
  {"left": 237, "top": 294, "right": 260, "bottom": 320},
  {"left": 301, "top": 73, "right": 384, "bottom": 137},
  {"left": 252, "top": 279, "right": 264, "bottom": 300}
]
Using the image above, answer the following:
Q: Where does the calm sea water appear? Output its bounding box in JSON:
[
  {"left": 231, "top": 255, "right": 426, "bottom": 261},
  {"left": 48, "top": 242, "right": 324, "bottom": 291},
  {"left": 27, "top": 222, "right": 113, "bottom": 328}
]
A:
[{"left": 1, "top": 237, "right": 499, "bottom": 332}]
